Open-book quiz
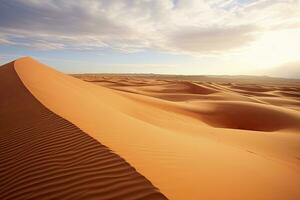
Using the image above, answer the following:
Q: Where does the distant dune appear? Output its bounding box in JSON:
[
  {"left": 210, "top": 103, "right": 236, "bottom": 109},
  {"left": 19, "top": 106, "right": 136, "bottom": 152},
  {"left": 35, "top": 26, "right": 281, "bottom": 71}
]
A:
[
  {"left": 1, "top": 57, "right": 300, "bottom": 199},
  {"left": 73, "top": 73, "right": 300, "bottom": 85}
]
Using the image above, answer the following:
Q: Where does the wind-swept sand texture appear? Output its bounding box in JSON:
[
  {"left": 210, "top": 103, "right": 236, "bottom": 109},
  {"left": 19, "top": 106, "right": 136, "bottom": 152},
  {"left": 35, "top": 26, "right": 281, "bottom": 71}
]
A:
[
  {"left": 9, "top": 57, "right": 300, "bottom": 199},
  {"left": 0, "top": 61, "right": 167, "bottom": 199}
]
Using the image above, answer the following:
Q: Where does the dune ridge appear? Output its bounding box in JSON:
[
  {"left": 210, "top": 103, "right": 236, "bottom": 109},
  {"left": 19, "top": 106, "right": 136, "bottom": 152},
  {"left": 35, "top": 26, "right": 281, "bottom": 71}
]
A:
[
  {"left": 14, "top": 57, "right": 300, "bottom": 199},
  {"left": 0, "top": 61, "right": 167, "bottom": 199}
]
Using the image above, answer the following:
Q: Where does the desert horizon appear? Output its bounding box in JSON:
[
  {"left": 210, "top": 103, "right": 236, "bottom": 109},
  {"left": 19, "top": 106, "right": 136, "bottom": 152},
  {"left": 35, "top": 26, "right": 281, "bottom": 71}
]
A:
[
  {"left": 72, "top": 73, "right": 300, "bottom": 84},
  {"left": 1, "top": 0, "right": 300, "bottom": 199}
]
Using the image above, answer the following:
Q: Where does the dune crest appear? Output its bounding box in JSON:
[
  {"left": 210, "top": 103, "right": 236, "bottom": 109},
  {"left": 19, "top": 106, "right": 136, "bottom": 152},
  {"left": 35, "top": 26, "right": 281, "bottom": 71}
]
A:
[
  {"left": 0, "top": 60, "right": 167, "bottom": 199},
  {"left": 12, "top": 57, "right": 300, "bottom": 199}
]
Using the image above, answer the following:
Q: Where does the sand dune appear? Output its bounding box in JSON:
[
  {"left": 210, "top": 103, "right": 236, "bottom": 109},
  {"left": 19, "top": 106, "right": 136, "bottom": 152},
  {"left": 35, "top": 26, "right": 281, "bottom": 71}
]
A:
[
  {"left": 0, "top": 60, "right": 166, "bottom": 199},
  {"left": 1, "top": 57, "right": 300, "bottom": 199},
  {"left": 183, "top": 100, "right": 300, "bottom": 131}
]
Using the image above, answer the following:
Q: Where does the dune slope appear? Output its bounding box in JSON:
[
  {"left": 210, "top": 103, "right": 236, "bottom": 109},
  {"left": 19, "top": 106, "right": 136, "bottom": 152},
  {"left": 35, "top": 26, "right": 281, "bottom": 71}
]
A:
[
  {"left": 15, "top": 57, "right": 300, "bottom": 200},
  {"left": 0, "top": 61, "right": 167, "bottom": 199}
]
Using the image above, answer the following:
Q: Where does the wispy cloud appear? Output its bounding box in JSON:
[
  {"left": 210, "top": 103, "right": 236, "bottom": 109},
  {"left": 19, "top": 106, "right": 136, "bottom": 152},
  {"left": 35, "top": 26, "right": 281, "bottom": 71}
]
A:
[
  {"left": 166, "top": 25, "right": 258, "bottom": 53},
  {"left": 0, "top": 0, "right": 299, "bottom": 54}
]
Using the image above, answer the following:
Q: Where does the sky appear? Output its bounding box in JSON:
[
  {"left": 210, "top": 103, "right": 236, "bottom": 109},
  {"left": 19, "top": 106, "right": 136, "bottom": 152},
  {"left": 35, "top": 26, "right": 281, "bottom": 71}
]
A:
[{"left": 0, "top": 0, "right": 300, "bottom": 78}]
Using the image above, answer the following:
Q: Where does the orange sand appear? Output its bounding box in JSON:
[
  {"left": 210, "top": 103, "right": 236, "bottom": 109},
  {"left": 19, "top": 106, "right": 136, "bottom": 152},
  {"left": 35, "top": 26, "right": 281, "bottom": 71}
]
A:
[
  {"left": 11, "top": 57, "right": 300, "bottom": 199},
  {"left": 0, "top": 60, "right": 166, "bottom": 199}
]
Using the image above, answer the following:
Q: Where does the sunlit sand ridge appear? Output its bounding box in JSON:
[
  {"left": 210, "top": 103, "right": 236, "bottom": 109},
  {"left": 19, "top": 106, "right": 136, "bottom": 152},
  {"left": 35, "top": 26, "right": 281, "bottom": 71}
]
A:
[
  {"left": 5, "top": 57, "right": 300, "bottom": 199},
  {"left": 0, "top": 59, "right": 167, "bottom": 200}
]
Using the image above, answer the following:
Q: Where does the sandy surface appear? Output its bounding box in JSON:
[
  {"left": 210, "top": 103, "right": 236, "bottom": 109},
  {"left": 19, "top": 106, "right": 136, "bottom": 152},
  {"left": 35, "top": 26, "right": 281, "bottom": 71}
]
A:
[
  {"left": 0, "top": 60, "right": 166, "bottom": 199},
  {"left": 9, "top": 57, "right": 300, "bottom": 199}
]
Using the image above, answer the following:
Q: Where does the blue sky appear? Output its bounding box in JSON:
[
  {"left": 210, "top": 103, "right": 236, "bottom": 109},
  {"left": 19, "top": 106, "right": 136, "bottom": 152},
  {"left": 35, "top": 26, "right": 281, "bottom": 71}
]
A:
[{"left": 0, "top": 0, "right": 299, "bottom": 78}]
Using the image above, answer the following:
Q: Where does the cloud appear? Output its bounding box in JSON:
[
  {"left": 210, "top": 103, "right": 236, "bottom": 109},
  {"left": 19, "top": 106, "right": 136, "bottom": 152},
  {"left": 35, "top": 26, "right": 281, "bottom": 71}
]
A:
[
  {"left": 0, "top": 1, "right": 128, "bottom": 35},
  {"left": 166, "top": 25, "right": 258, "bottom": 53},
  {"left": 0, "top": 0, "right": 299, "bottom": 53},
  {"left": 0, "top": 37, "right": 13, "bottom": 45}
]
